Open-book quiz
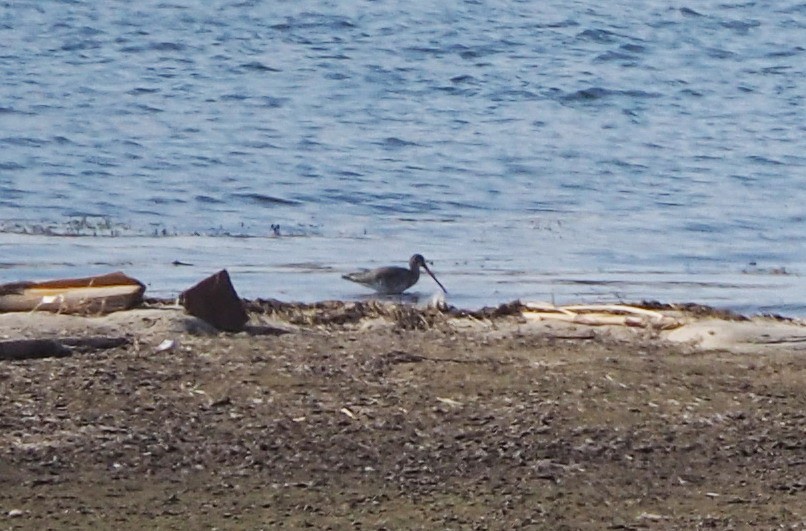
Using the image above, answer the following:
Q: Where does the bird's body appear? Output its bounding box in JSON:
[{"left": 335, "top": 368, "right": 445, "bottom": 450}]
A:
[{"left": 342, "top": 254, "right": 447, "bottom": 295}]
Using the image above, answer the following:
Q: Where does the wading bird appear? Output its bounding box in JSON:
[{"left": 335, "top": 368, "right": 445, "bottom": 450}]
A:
[{"left": 342, "top": 254, "right": 447, "bottom": 295}]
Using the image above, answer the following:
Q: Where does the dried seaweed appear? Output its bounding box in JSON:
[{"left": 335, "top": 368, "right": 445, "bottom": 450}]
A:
[{"left": 244, "top": 298, "right": 451, "bottom": 330}]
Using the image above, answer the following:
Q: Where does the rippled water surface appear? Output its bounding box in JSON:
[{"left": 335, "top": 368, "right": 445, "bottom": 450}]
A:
[{"left": 1, "top": 1, "right": 804, "bottom": 314}]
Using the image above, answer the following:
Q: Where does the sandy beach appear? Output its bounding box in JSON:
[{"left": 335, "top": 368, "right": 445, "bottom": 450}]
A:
[{"left": 1, "top": 300, "right": 805, "bottom": 529}]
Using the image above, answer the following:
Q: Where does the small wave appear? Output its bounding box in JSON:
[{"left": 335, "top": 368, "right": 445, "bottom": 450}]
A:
[
  {"left": 195, "top": 195, "right": 225, "bottom": 204},
  {"left": 436, "top": 85, "right": 478, "bottom": 96},
  {"left": 490, "top": 89, "right": 539, "bottom": 102},
  {"left": 232, "top": 192, "right": 302, "bottom": 206},
  {"left": 679, "top": 88, "right": 704, "bottom": 97},
  {"left": 132, "top": 103, "right": 164, "bottom": 113},
  {"left": 150, "top": 41, "right": 186, "bottom": 52},
  {"left": 620, "top": 44, "right": 646, "bottom": 54},
  {"left": 720, "top": 19, "right": 761, "bottom": 33},
  {"left": 378, "top": 137, "right": 420, "bottom": 149},
  {"left": 127, "top": 87, "right": 160, "bottom": 95},
  {"left": 765, "top": 48, "right": 800, "bottom": 59},
  {"left": 270, "top": 15, "right": 355, "bottom": 32},
  {"left": 560, "top": 87, "right": 660, "bottom": 102},
  {"left": 682, "top": 221, "right": 718, "bottom": 234},
  {"left": 705, "top": 47, "right": 736, "bottom": 59},
  {"left": 403, "top": 46, "right": 444, "bottom": 58},
  {"left": 594, "top": 51, "right": 636, "bottom": 63},
  {"left": 257, "top": 96, "right": 285, "bottom": 108},
  {"left": 448, "top": 44, "right": 501, "bottom": 60},
  {"left": 543, "top": 19, "right": 579, "bottom": 29},
  {"left": 760, "top": 65, "right": 791, "bottom": 75},
  {"left": 336, "top": 170, "right": 364, "bottom": 178},
  {"left": 150, "top": 195, "right": 189, "bottom": 205},
  {"left": 577, "top": 28, "right": 621, "bottom": 43},
  {"left": 745, "top": 155, "right": 784, "bottom": 166},
  {"left": 82, "top": 155, "right": 118, "bottom": 168},
  {"left": 240, "top": 61, "right": 280, "bottom": 72},
  {"left": 119, "top": 45, "right": 145, "bottom": 53},
  {"left": 679, "top": 7, "right": 704, "bottom": 17},
  {"left": 60, "top": 40, "right": 102, "bottom": 51},
  {"left": 120, "top": 42, "right": 185, "bottom": 53},
  {"left": 450, "top": 74, "right": 477, "bottom": 84},
  {"left": 0, "top": 187, "right": 23, "bottom": 200},
  {"left": 2, "top": 136, "right": 45, "bottom": 147},
  {"left": 562, "top": 87, "right": 611, "bottom": 101}
]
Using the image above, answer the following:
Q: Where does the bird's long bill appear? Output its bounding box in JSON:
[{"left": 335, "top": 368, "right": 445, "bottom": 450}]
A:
[{"left": 423, "top": 264, "right": 448, "bottom": 294}]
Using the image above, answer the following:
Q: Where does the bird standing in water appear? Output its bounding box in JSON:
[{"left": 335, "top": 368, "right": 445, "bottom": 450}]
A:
[{"left": 342, "top": 254, "right": 448, "bottom": 295}]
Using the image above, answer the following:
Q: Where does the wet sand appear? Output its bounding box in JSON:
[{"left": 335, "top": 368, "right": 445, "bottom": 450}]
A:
[{"left": 1, "top": 301, "right": 805, "bottom": 529}]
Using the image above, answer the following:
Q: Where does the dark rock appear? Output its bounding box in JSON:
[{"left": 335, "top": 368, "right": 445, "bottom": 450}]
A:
[
  {"left": 179, "top": 270, "right": 248, "bottom": 332},
  {"left": 61, "top": 336, "right": 130, "bottom": 352}
]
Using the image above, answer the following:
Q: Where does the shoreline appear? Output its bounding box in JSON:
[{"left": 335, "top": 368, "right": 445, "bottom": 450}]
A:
[{"left": 3, "top": 233, "right": 804, "bottom": 317}]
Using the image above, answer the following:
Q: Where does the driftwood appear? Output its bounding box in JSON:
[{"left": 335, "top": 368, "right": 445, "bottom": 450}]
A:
[
  {"left": 0, "top": 272, "right": 145, "bottom": 315},
  {"left": 60, "top": 336, "right": 130, "bottom": 352},
  {"left": 522, "top": 302, "right": 683, "bottom": 329},
  {"left": 0, "top": 336, "right": 130, "bottom": 361},
  {"left": 0, "top": 339, "right": 70, "bottom": 360}
]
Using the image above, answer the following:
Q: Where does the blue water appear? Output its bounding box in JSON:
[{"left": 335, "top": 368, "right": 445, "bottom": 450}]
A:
[{"left": 1, "top": 1, "right": 804, "bottom": 315}]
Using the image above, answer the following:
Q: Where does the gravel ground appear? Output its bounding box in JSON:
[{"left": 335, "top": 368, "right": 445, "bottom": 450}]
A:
[{"left": 1, "top": 303, "right": 804, "bottom": 530}]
